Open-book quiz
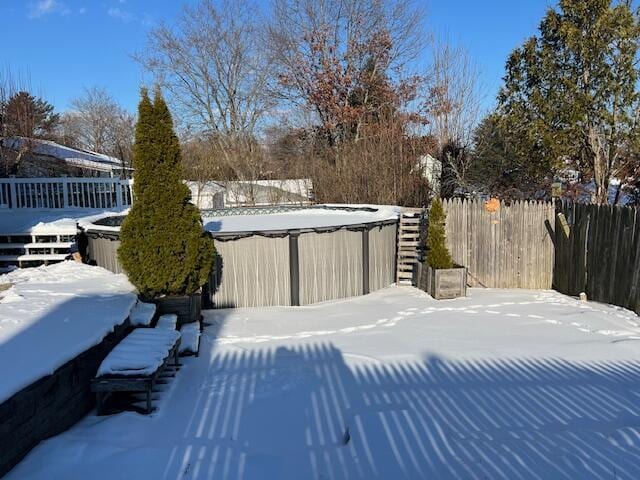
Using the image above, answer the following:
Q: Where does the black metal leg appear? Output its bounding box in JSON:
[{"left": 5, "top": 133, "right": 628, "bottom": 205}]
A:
[
  {"left": 174, "top": 348, "right": 181, "bottom": 366},
  {"left": 96, "top": 392, "right": 103, "bottom": 415},
  {"left": 146, "top": 390, "right": 152, "bottom": 414}
]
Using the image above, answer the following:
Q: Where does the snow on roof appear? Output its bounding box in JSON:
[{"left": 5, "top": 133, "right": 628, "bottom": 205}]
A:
[
  {"left": 2, "top": 137, "right": 130, "bottom": 173},
  {"left": 0, "top": 262, "right": 137, "bottom": 403}
]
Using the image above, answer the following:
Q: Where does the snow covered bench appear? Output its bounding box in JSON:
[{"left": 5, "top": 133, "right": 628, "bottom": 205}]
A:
[{"left": 90, "top": 328, "right": 181, "bottom": 414}]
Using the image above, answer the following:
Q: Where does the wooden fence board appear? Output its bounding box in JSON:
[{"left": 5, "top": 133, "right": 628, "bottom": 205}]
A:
[
  {"left": 443, "top": 199, "right": 554, "bottom": 289},
  {"left": 555, "top": 201, "right": 640, "bottom": 316}
]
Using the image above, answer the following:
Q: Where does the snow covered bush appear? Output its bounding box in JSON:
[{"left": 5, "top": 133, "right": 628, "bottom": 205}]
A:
[
  {"left": 426, "top": 198, "right": 453, "bottom": 269},
  {"left": 118, "top": 88, "right": 214, "bottom": 298}
]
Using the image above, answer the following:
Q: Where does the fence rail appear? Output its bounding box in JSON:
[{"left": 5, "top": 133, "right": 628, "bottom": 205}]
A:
[
  {"left": 0, "top": 177, "right": 133, "bottom": 209},
  {"left": 443, "top": 198, "right": 555, "bottom": 289},
  {"left": 554, "top": 202, "right": 640, "bottom": 315}
]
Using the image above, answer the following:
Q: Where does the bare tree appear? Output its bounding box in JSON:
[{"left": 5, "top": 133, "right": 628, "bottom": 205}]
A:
[
  {"left": 423, "top": 38, "right": 484, "bottom": 195},
  {"left": 62, "top": 87, "right": 135, "bottom": 172},
  {"left": 268, "top": 0, "right": 426, "bottom": 146},
  {"left": 136, "top": 0, "right": 274, "bottom": 181}
]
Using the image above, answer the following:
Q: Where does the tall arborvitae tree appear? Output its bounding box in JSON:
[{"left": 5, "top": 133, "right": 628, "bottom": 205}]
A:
[
  {"left": 119, "top": 88, "right": 214, "bottom": 298},
  {"left": 498, "top": 0, "right": 640, "bottom": 203},
  {"left": 426, "top": 198, "right": 453, "bottom": 269}
]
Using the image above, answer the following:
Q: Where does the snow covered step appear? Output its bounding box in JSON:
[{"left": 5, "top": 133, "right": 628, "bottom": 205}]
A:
[
  {"left": 0, "top": 241, "right": 73, "bottom": 249},
  {"left": 156, "top": 314, "right": 178, "bottom": 330},
  {"left": 397, "top": 271, "right": 414, "bottom": 280},
  {"left": 0, "top": 254, "right": 68, "bottom": 261},
  {"left": 397, "top": 241, "right": 420, "bottom": 247},
  {"left": 130, "top": 301, "right": 156, "bottom": 327},
  {"left": 179, "top": 323, "right": 201, "bottom": 356},
  {"left": 398, "top": 262, "right": 419, "bottom": 269}
]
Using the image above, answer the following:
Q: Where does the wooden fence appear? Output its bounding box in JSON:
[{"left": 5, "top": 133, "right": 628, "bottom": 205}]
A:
[
  {"left": 443, "top": 199, "right": 555, "bottom": 289},
  {"left": 554, "top": 202, "right": 640, "bottom": 315}
]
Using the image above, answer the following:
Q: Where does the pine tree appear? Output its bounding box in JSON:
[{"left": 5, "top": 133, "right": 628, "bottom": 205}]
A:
[
  {"left": 426, "top": 198, "right": 453, "bottom": 269},
  {"left": 118, "top": 88, "right": 215, "bottom": 298},
  {"left": 2, "top": 91, "right": 60, "bottom": 138},
  {"left": 498, "top": 0, "right": 640, "bottom": 203}
]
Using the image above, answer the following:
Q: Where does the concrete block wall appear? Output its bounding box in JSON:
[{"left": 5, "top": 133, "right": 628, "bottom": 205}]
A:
[{"left": 0, "top": 321, "right": 131, "bottom": 477}]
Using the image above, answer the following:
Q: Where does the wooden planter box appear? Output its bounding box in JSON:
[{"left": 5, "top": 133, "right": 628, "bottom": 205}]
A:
[
  {"left": 417, "top": 263, "right": 467, "bottom": 299},
  {"left": 154, "top": 292, "right": 202, "bottom": 328}
]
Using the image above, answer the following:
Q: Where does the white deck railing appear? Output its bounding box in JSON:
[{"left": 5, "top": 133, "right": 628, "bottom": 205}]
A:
[{"left": 0, "top": 177, "right": 133, "bottom": 209}]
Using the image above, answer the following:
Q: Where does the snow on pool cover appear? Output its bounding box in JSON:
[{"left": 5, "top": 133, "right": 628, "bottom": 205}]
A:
[
  {"left": 83, "top": 205, "right": 401, "bottom": 234},
  {"left": 202, "top": 205, "right": 400, "bottom": 234},
  {"left": 0, "top": 262, "right": 137, "bottom": 403}
]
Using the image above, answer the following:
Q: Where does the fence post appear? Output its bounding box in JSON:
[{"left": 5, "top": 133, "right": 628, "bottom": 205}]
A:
[
  {"left": 61, "top": 178, "right": 69, "bottom": 208},
  {"left": 289, "top": 232, "right": 300, "bottom": 306},
  {"left": 115, "top": 179, "right": 123, "bottom": 209},
  {"left": 9, "top": 181, "right": 17, "bottom": 208},
  {"left": 362, "top": 227, "right": 370, "bottom": 295}
]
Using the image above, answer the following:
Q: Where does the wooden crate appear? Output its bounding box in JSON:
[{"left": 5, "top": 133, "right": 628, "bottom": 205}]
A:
[
  {"left": 417, "top": 263, "right": 467, "bottom": 300},
  {"left": 155, "top": 292, "right": 202, "bottom": 328}
]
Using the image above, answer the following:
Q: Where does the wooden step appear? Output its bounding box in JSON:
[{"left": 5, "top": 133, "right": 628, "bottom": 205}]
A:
[
  {"left": 397, "top": 262, "right": 418, "bottom": 272},
  {"left": 399, "top": 225, "right": 420, "bottom": 231},
  {"left": 397, "top": 271, "right": 414, "bottom": 280},
  {"left": 398, "top": 241, "right": 420, "bottom": 247},
  {"left": 398, "top": 258, "right": 418, "bottom": 265},
  {"left": 398, "top": 258, "right": 419, "bottom": 264},
  {"left": 400, "top": 218, "right": 421, "bottom": 224}
]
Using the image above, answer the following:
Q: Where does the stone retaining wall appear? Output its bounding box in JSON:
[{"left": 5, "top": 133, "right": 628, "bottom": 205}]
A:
[{"left": 0, "top": 321, "right": 131, "bottom": 477}]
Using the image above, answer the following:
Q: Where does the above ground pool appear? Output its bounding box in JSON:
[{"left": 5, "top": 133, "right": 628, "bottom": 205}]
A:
[{"left": 84, "top": 205, "right": 400, "bottom": 308}]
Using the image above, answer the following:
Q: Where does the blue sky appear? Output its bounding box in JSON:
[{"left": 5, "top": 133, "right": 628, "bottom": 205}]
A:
[{"left": 0, "top": 0, "right": 552, "bottom": 114}]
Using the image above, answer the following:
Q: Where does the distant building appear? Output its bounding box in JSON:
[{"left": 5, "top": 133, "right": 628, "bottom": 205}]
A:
[
  {"left": 0, "top": 137, "right": 131, "bottom": 178},
  {"left": 186, "top": 179, "right": 314, "bottom": 209},
  {"left": 417, "top": 154, "right": 442, "bottom": 194},
  {"left": 185, "top": 181, "right": 227, "bottom": 209}
]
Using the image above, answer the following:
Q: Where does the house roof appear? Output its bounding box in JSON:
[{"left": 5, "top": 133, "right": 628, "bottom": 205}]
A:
[{"left": 1, "top": 137, "right": 131, "bottom": 174}]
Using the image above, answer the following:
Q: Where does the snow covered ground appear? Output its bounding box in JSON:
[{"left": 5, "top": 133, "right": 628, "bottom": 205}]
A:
[
  {"left": 0, "top": 262, "right": 136, "bottom": 403},
  {"left": 8, "top": 285, "right": 640, "bottom": 479},
  {"left": 7, "top": 286, "right": 640, "bottom": 479}
]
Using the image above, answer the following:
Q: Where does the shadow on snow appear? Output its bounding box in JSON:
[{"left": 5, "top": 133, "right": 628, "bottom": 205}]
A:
[{"left": 159, "top": 337, "right": 640, "bottom": 480}]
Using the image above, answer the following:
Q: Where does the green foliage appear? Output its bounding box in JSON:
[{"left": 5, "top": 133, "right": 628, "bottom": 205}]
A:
[
  {"left": 497, "top": 0, "right": 640, "bottom": 202},
  {"left": 2, "top": 91, "right": 60, "bottom": 138},
  {"left": 426, "top": 198, "right": 453, "bottom": 269},
  {"left": 118, "top": 88, "right": 215, "bottom": 297},
  {"left": 469, "top": 114, "right": 544, "bottom": 198}
]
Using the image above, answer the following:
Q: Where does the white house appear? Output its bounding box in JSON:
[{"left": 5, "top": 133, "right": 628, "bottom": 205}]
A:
[{"left": 186, "top": 179, "right": 314, "bottom": 209}]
